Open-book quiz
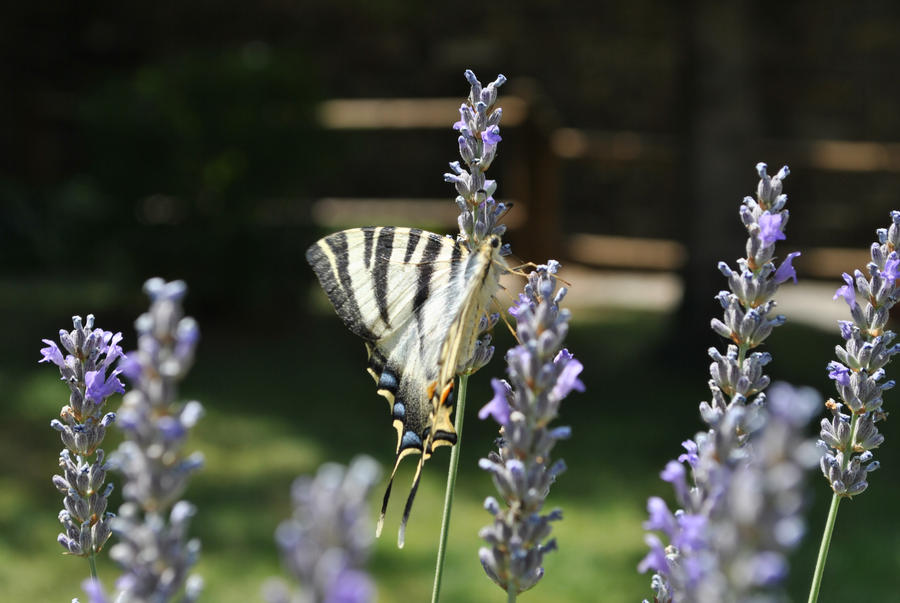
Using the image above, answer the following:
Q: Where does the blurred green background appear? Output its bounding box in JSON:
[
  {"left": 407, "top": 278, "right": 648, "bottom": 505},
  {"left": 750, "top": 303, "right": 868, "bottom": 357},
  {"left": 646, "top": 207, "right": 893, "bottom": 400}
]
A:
[{"left": 3, "top": 1, "right": 900, "bottom": 601}]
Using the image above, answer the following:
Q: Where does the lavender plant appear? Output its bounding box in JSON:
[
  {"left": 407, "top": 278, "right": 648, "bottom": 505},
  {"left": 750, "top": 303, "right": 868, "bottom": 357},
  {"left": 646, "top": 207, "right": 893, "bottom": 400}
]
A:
[
  {"left": 263, "top": 456, "right": 381, "bottom": 603},
  {"left": 807, "top": 211, "right": 900, "bottom": 601},
  {"left": 641, "top": 383, "right": 820, "bottom": 602},
  {"left": 100, "top": 278, "right": 205, "bottom": 602},
  {"left": 446, "top": 69, "right": 512, "bottom": 256},
  {"left": 431, "top": 69, "right": 511, "bottom": 602},
  {"left": 41, "top": 315, "right": 125, "bottom": 579},
  {"left": 446, "top": 68, "right": 510, "bottom": 377},
  {"left": 640, "top": 163, "right": 812, "bottom": 601},
  {"left": 478, "top": 261, "right": 583, "bottom": 600}
]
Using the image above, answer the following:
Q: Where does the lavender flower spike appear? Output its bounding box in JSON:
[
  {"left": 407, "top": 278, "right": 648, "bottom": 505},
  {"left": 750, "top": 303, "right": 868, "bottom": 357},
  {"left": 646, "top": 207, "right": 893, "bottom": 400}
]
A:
[
  {"left": 703, "top": 162, "right": 798, "bottom": 426},
  {"left": 107, "top": 278, "right": 204, "bottom": 602},
  {"left": 478, "top": 261, "right": 583, "bottom": 595},
  {"left": 642, "top": 163, "right": 809, "bottom": 602},
  {"left": 450, "top": 69, "right": 511, "bottom": 375},
  {"left": 819, "top": 210, "right": 900, "bottom": 497},
  {"left": 641, "top": 384, "right": 820, "bottom": 602},
  {"left": 263, "top": 456, "right": 381, "bottom": 603},
  {"left": 447, "top": 69, "right": 511, "bottom": 256},
  {"left": 43, "top": 314, "right": 124, "bottom": 558}
]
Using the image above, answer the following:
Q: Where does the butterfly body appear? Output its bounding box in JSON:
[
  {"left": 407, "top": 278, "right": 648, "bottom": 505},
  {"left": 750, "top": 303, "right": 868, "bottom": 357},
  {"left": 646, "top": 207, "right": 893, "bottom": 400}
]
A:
[{"left": 306, "top": 226, "right": 505, "bottom": 545}]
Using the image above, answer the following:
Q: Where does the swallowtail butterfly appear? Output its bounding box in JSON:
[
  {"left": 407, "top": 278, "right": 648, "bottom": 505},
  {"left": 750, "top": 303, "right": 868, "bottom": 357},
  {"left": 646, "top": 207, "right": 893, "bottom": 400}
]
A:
[{"left": 307, "top": 226, "right": 505, "bottom": 546}]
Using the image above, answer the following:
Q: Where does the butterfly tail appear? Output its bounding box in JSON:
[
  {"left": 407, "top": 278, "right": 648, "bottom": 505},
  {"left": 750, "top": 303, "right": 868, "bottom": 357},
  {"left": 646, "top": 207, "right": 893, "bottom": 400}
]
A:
[
  {"left": 397, "top": 447, "right": 428, "bottom": 549},
  {"left": 377, "top": 448, "right": 408, "bottom": 539}
]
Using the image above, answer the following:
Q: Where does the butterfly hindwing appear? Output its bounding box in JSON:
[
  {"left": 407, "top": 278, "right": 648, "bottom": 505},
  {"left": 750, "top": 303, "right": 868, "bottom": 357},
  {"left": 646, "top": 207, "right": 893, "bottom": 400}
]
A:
[{"left": 306, "top": 226, "right": 503, "bottom": 546}]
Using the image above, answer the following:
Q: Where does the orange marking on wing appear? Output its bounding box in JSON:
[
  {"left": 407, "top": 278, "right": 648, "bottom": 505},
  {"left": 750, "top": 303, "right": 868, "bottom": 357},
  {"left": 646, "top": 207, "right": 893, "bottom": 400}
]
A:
[{"left": 439, "top": 382, "right": 454, "bottom": 406}]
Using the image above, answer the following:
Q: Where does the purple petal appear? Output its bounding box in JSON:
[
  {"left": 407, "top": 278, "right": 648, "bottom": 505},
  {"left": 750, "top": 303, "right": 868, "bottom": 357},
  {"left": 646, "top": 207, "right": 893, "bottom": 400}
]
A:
[
  {"left": 661, "top": 460, "right": 688, "bottom": 503},
  {"left": 882, "top": 256, "right": 900, "bottom": 285},
  {"left": 101, "top": 332, "right": 125, "bottom": 370},
  {"left": 643, "top": 496, "right": 677, "bottom": 537},
  {"left": 749, "top": 551, "right": 788, "bottom": 587},
  {"left": 325, "top": 568, "right": 375, "bottom": 603},
  {"left": 481, "top": 125, "right": 502, "bottom": 146},
  {"left": 551, "top": 351, "right": 585, "bottom": 400},
  {"left": 39, "top": 339, "right": 65, "bottom": 367},
  {"left": 119, "top": 353, "right": 142, "bottom": 380},
  {"left": 637, "top": 534, "right": 669, "bottom": 575},
  {"left": 85, "top": 369, "right": 125, "bottom": 404},
  {"left": 758, "top": 212, "right": 786, "bottom": 246},
  {"left": 774, "top": 251, "right": 801, "bottom": 284},
  {"left": 827, "top": 362, "right": 851, "bottom": 387},
  {"left": 833, "top": 273, "right": 857, "bottom": 308},
  {"left": 508, "top": 293, "right": 531, "bottom": 318},
  {"left": 478, "top": 378, "right": 512, "bottom": 425},
  {"left": 81, "top": 578, "right": 109, "bottom": 603},
  {"left": 673, "top": 513, "right": 707, "bottom": 552},
  {"left": 838, "top": 321, "right": 854, "bottom": 341},
  {"left": 157, "top": 415, "right": 186, "bottom": 441},
  {"left": 677, "top": 439, "right": 699, "bottom": 468}
]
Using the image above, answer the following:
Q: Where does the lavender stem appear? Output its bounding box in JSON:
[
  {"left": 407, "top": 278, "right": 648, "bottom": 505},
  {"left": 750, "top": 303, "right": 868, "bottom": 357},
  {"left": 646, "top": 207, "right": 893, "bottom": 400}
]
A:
[
  {"left": 808, "top": 493, "right": 842, "bottom": 603},
  {"left": 431, "top": 374, "right": 469, "bottom": 603}
]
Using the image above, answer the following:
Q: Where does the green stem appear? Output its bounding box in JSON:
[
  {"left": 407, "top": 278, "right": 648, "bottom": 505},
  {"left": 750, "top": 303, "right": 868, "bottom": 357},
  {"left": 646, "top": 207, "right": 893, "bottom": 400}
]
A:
[
  {"left": 808, "top": 493, "right": 842, "bottom": 603},
  {"left": 431, "top": 374, "right": 469, "bottom": 603},
  {"left": 808, "top": 412, "right": 857, "bottom": 602},
  {"left": 507, "top": 583, "right": 517, "bottom": 603},
  {"left": 88, "top": 551, "right": 98, "bottom": 580}
]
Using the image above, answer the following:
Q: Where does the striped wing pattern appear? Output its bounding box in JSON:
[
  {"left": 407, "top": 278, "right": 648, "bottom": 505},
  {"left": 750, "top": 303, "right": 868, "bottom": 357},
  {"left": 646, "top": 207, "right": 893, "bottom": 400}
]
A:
[{"left": 306, "top": 226, "right": 502, "bottom": 545}]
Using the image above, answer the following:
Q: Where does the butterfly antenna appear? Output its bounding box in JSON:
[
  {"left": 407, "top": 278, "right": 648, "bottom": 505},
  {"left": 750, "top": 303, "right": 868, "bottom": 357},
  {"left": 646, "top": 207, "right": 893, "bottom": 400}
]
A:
[
  {"left": 377, "top": 451, "right": 405, "bottom": 538},
  {"left": 398, "top": 450, "right": 427, "bottom": 549},
  {"left": 490, "top": 297, "right": 520, "bottom": 342}
]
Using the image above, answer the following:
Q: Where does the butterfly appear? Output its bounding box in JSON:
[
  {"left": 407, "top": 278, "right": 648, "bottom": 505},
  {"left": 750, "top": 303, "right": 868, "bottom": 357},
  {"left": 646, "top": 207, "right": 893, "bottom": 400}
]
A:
[{"left": 306, "top": 226, "right": 506, "bottom": 546}]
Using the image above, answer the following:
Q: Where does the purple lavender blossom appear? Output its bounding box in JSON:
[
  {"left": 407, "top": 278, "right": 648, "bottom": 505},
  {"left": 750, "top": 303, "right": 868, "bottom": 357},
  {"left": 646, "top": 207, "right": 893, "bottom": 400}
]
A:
[
  {"left": 819, "top": 211, "right": 900, "bottom": 498},
  {"left": 478, "top": 378, "right": 512, "bottom": 425},
  {"left": 642, "top": 163, "right": 814, "bottom": 602},
  {"left": 43, "top": 314, "right": 124, "bottom": 558},
  {"left": 774, "top": 251, "right": 801, "bottom": 284},
  {"left": 445, "top": 69, "right": 511, "bottom": 255},
  {"left": 263, "top": 456, "right": 380, "bottom": 603},
  {"left": 478, "top": 261, "right": 582, "bottom": 595},
  {"left": 832, "top": 272, "right": 857, "bottom": 309},
  {"left": 641, "top": 384, "right": 820, "bottom": 602},
  {"left": 758, "top": 212, "right": 787, "bottom": 246},
  {"left": 447, "top": 69, "right": 511, "bottom": 375},
  {"left": 702, "top": 163, "right": 798, "bottom": 424},
  {"left": 106, "top": 278, "right": 204, "bottom": 602}
]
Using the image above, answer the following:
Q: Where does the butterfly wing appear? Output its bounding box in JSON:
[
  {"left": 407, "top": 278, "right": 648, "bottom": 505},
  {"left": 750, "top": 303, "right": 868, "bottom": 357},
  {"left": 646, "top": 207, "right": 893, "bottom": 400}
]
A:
[{"left": 307, "top": 226, "right": 493, "bottom": 544}]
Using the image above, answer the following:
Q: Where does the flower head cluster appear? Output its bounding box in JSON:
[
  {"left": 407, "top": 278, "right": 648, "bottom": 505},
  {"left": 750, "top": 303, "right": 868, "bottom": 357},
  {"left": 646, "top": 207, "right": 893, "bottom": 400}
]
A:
[
  {"left": 478, "top": 261, "right": 584, "bottom": 594},
  {"left": 641, "top": 163, "right": 809, "bottom": 601},
  {"left": 445, "top": 69, "right": 512, "bottom": 255},
  {"left": 704, "top": 163, "right": 799, "bottom": 426},
  {"left": 41, "top": 314, "right": 124, "bottom": 557},
  {"left": 106, "top": 278, "right": 204, "bottom": 602},
  {"left": 263, "top": 456, "right": 381, "bottom": 603},
  {"left": 820, "top": 211, "right": 900, "bottom": 497},
  {"left": 448, "top": 69, "right": 510, "bottom": 375},
  {"left": 640, "top": 384, "right": 820, "bottom": 602}
]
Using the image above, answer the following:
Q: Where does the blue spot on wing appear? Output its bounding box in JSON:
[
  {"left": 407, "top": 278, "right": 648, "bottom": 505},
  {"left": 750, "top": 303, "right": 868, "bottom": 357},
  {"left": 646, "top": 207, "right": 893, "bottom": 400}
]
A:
[
  {"left": 392, "top": 402, "right": 405, "bottom": 419},
  {"left": 401, "top": 430, "right": 423, "bottom": 450},
  {"left": 379, "top": 369, "right": 399, "bottom": 392}
]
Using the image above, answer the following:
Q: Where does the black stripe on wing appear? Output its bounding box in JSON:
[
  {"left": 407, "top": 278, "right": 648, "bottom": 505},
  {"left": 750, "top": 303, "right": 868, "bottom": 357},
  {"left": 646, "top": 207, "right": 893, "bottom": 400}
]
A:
[
  {"left": 403, "top": 228, "right": 423, "bottom": 262},
  {"left": 372, "top": 226, "right": 395, "bottom": 328},
  {"left": 305, "top": 232, "right": 378, "bottom": 342}
]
